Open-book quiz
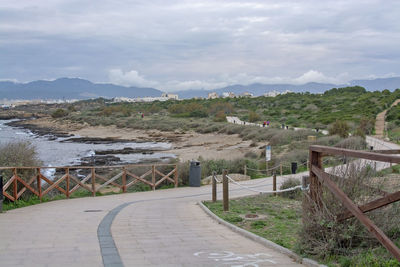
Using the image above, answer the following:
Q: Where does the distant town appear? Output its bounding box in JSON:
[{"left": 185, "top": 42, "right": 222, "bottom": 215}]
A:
[{"left": 0, "top": 90, "right": 294, "bottom": 109}]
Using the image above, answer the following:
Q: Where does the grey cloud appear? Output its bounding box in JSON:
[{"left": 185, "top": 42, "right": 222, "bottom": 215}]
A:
[{"left": 0, "top": 0, "right": 399, "bottom": 89}]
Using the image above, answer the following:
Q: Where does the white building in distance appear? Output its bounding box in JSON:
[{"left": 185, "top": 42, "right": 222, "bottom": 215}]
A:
[
  {"left": 207, "top": 92, "right": 219, "bottom": 99},
  {"left": 113, "top": 93, "right": 179, "bottom": 103},
  {"left": 263, "top": 90, "right": 292, "bottom": 97},
  {"left": 222, "top": 92, "right": 236, "bottom": 98},
  {"left": 161, "top": 93, "right": 179, "bottom": 100},
  {"left": 240, "top": 92, "right": 253, "bottom": 97}
]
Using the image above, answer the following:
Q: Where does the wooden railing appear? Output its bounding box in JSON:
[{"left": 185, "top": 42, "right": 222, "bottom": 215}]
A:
[
  {"left": 0, "top": 164, "right": 178, "bottom": 202},
  {"left": 309, "top": 145, "right": 400, "bottom": 261}
]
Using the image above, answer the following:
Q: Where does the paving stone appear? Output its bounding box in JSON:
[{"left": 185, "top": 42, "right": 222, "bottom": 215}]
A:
[{"left": 0, "top": 174, "right": 313, "bottom": 266}]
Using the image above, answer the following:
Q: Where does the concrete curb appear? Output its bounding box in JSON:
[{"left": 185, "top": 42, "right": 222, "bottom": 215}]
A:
[{"left": 198, "top": 201, "right": 326, "bottom": 267}]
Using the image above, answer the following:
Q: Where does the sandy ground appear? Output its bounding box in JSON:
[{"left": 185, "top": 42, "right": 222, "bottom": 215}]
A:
[{"left": 29, "top": 117, "right": 260, "bottom": 162}]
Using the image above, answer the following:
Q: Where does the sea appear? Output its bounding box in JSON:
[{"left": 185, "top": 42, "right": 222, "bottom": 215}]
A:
[{"left": 0, "top": 119, "right": 175, "bottom": 172}]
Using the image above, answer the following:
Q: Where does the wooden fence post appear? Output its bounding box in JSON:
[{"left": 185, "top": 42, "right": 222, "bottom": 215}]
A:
[
  {"left": 13, "top": 168, "right": 17, "bottom": 201},
  {"left": 66, "top": 168, "right": 70, "bottom": 198},
  {"left": 273, "top": 172, "right": 277, "bottom": 196},
  {"left": 37, "top": 168, "right": 42, "bottom": 201},
  {"left": 174, "top": 165, "right": 178, "bottom": 188},
  {"left": 244, "top": 165, "right": 247, "bottom": 177},
  {"left": 223, "top": 170, "right": 229, "bottom": 211},
  {"left": 91, "top": 167, "right": 96, "bottom": 197},
  {"left": 152, "top": 165, "right": 156, "bottom": 191},
  {"left": 280, "top": 163, "right": 283, "bottom": 176},
  {"left": 212, "top": 171, "right": 217, "bottom": 202},
  {"left": 122, "top": 167, "right": 127, "bottom": 193},
  {"left": 309, "top": 150, "right": 323, "bottom": 209}
]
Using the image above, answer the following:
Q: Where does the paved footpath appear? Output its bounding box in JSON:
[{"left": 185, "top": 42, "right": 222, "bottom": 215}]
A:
[
  {"left": 0, "top": 177, "right": 303, "bottom": 267},
  {"left": 1, "top": 136, "right": 397, "bottom": 266}
]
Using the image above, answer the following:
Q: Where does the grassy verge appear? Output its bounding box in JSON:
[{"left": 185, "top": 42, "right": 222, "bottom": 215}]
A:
[
  {"left": 203, "top": 195, "right": 302, "bottom": 250},
  {"left": 203, "top": 194, "right": 400, "bottom": 267}
]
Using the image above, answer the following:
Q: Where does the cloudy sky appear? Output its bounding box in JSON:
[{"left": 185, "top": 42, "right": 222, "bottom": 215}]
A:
[{"left": 1, "top": 0, "right": 399, "bottom": 91}]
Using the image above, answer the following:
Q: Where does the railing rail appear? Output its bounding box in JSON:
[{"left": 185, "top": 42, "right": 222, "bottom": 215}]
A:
[
  {"left": 309, "top": 145, "right": 400, "bottom": 261},
  {"left": 0, "top": 163, "right": 178, "bottom": 202}
]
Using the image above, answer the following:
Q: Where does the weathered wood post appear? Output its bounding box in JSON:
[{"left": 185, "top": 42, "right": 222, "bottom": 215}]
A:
[
  {"left": 152, "top": 165, "right": 156, "bottom": 191},
  {"left": 65, "top": 168, "right": 70, "bottom": 198},
  {"left": 273, "top": 171, "right": 277, "bottom": 196},
  {"left": 174, "top": 164, "right": 178, "bottom": 188},
  {"left": 13, "top": 168, "right": 17, "bottom": 201},
  {"left": 244, "top": 165, "right": 247, "bottom": 177},
  {"left": 122, "top": 167, "right": 127, "bottom": 193},
  {"left": 222, "top": 170, "right": 229, "bottom": 211},
  {"left": 309, "top": 148, "right": 323, "bottom": 209},
  {"left": 280, "top": 163, "right": 283, "bottom": 176},
  {"left": 91, "top": 167, "right": 96, "bottom": 197},
  {"left": 212, "top": 171, "right": 217, "bottom": 202},
  {"left": 37, "top": 168, "right": 42, "bottom": 201}
]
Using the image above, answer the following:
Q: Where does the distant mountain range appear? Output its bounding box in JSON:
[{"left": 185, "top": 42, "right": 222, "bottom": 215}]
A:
[
  {"left": 0, "top": 78, "right": 162, "bottom": 100},
  {"left": 175, "top": 77, "right": 400, "bottom": 98},
  {"left": 0, "top": 77, "right": 399, "bottom": 100}
]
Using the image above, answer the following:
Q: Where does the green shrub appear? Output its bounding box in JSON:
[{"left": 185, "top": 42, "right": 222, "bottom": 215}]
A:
[
  {"left": 248, "top": 111, "right": 260, "bottom": 122},
  {"left": 213, "top": 110, "right": 227, "bottom": 122},
  {"left": 328, "top": 120, "right": 350, "bottom": 138},
  {"left": 279, "top": 178, "right": 301, "bottom": 199},
  {"left": 51, "top": 108, "right": 68, "bottom": 118},
  {"left": 0, "top": 141, "right": 42, "bottom": 200},
  {"left": 334, "top": 136, "right": 366, "bottom": 150}
]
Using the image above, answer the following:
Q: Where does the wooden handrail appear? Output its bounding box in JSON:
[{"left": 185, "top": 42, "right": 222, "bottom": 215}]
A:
[
  {"left": 309, "top": 145, "right": 400, "bottom": 163},
  {"left": 0, "top": 163, "right": 177, "bottom": 170},
  {"left": 309, "top": 145, "right": 400, "bottom": 261}
]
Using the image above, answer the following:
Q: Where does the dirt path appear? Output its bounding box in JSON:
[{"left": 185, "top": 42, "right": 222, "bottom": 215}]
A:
[{"left": 374, "top": 99, "right": 400, "bottom": 139}]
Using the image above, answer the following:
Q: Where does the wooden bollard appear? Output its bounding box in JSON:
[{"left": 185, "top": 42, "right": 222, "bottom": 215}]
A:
[
  {"left": 273, "top": 172, "right": 277, "bottom": 196},
  {"left": 223, "top": 170, "right": 229, "bottom": 211},
  {"left": 212, "top": 171, "right": 217, "bottom": 202}
]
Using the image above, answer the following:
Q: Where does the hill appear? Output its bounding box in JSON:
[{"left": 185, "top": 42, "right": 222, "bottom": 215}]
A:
[
  {"left": 0, "top": 78, "right": 163, "bottom": 100},
  {"left": 0, "top": 76, "right": 399, "bottom": 100}
]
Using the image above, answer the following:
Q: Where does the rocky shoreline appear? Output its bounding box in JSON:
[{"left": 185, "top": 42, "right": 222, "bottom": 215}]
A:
[
  {"left": 6, "top": 119, "right": 73, "bottom": 139},
  {"left": 2, "top": 115, "right": 258, "bottom": 163},
  {"left": 2, "top": 118, "right": 174, "bottom": 166}
]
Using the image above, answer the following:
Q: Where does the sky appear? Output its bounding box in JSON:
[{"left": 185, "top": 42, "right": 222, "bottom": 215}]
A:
[{"left": 1, "top": 0, "right": 400, "bottom": 91}]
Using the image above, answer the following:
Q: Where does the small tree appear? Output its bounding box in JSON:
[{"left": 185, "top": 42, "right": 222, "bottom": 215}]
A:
[
  {"left": 213, "top": 110, "right": 227, "bottom": 122},
  {"left": 328, "top": 120, "right": 350, "bottom": 138},
  {"left": 248, "top": 111, "right": 260, "bottom": 122}
]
